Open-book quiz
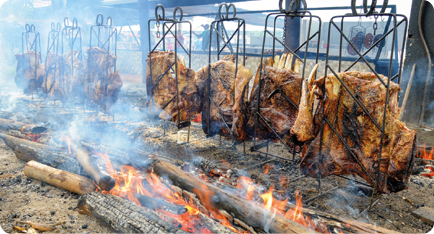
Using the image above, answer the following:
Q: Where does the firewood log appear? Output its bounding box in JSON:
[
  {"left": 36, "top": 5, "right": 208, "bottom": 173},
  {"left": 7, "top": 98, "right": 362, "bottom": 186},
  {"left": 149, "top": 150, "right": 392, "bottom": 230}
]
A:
[
  {"left": 0, "top": 133, "right": 86, "bottom": 176},
  {"left": 70, "top": 142, "right": 115, "bottom": 191},
  {"left": 198, "top": 213, "right": 237, "bottom": 234},
  {"left": 24, "top": 161, "right": 95, "bottom": 194},
  {"left": 152, "top": 160, "right": 317, "bottom": 234},
  {"left": 77, "top": 192, "right": 187, "bottom": 233},
  {"left": 0, "top": 118, "right": 47, "bottom": 134}
]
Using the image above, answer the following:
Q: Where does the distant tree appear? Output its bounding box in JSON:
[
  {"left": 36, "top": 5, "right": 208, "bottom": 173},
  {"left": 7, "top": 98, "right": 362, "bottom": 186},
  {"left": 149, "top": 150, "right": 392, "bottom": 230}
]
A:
[{"left": 0, "top": 0, "right": 34, "bottom": 19}]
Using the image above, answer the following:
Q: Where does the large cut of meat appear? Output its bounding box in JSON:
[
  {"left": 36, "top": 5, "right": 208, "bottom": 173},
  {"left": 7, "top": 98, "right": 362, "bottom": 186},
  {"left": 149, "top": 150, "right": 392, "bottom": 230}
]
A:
[
  {"left": 146, "top": 51, "right": 201, "bottom": 124},
  {"left": 42, "top": 50, "right": 85, "bottom": 101},
  {"left": 291, "top": 71, "right": 417, "bottom": 193},
  {"left": 195, "top": 55, "right": 253, "bottom": 139},
  {"left": 15, "top": 51, "right": 45, "bottom": 94},
  {"left": 245, "top": 54, "right": 303, "bottom": 146},
  {"left": 85, "top": 47, "right": 123, "bottom": 110}
]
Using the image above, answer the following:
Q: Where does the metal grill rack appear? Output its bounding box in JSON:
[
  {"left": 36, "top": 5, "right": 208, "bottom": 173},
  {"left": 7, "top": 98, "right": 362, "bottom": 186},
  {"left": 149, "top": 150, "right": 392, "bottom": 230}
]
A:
[
  {"left": 43, "top": 22, "right": 61, "bottom": 102},
  {"left": 61, "top": 17, "right": 83, "bottom": 106},
  {"left": 86, "top": 14, "right": 118, "bottom": 111},
  {"left": 147, "top": 4, "right": 192, "bottom": 136},
  {"left": 204, "top": 3, "right": 246, "bottom": 149},
  {"left": 313, "top": 0, "right": 409, "bottom": 209},
  {"left": 251, "top": 0, "right": 321, "bottom": 161},
  {"left": 21, "top": 24, "right": 41, "bottom": 97}
]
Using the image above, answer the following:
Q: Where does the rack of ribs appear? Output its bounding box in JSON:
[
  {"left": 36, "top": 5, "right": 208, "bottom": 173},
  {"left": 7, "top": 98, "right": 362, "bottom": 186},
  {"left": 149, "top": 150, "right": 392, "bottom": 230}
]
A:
[
  {"left": 146, "top": 51, "right": 201, "bottom": 124},
  {"left": 194, "top": 55, "right": 253, "bottom": 140},
  {"left": 291, "top": 71, "right": 417, "bottom": 193}
]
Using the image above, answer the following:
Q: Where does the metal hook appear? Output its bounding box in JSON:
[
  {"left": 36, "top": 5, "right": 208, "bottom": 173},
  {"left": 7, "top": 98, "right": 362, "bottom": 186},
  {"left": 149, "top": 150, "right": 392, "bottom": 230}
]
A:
[
  {"left": 51, "top": 22, "right": 56, "bottom": 31},
  {"left": 107, "top": 16, "right": 113, "bottom": 27},
  {"left": 64, "top": 17, "right": 70, "bottom": 28},
  {"left": 218, "top": 3, "right": 236, "bottom": 20},
  {"left": 96, "top": 13, "right": 103, "bottom": 26},
  {"left": 351, "top": 0, "right": 387, "bottom": 16},
  {"left": 30, "top": 24, "right": 35, "bottom": 32},
  {"left": 25, "top": 24, "right": 30, "bottom": 32},
  {"left": 57, "top": 22, "right": 61, "bottom": 31},
  {"left": 279, "top": 0, "right": 307, "bottom": 16},
  {"left": 72, "top": 18, "right": 78, "bottom": 28},
  {"left": 155, "top": 4, "right": 165, "bottom": 21},
  {"left": 173, "top": 6, "right": 184, "bottom": 22}
]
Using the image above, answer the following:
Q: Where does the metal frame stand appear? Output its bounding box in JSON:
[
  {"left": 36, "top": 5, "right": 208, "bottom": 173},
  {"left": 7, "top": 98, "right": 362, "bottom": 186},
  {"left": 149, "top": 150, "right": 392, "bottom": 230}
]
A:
[
  {"left": 87, "top": 14, "right": 118, "bottom": 117},
  {"left": 21, "top": 24, "right": 41, "bottom": 97},
  {"left": 44, "top": 22, "right": 61, "bottom": 104},
  {"left": 61, "top": 17, "right": 83, "bottom": 106},
  {"left": 205, "top": 3, "right": 246, "bottom": 151},
  {"left": 314, "top": 0, "right": 409, "bottom": 209},
  {"left": 252, "top": 0, "right": 321, "bottom": 161},
  {"left": 147, "top": 4, "right": 193, "bottom": 140}
]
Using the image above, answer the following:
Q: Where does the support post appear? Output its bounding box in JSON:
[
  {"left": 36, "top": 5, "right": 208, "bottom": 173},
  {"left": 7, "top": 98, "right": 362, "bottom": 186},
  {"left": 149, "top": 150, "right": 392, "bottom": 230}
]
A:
[{"left": 138, "top": 0, "right": 150, "bottom": 84}]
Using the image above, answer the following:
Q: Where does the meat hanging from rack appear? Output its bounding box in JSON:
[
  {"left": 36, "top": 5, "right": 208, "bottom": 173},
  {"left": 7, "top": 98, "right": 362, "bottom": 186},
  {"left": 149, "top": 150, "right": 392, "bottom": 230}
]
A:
[
  {"left": 85, "top": 47, "right": 123, "bottom": 111},
  {"left": 291, "top": 71, "right": 417, "bottom": 193},
  {"left": 15, "top": 51, "right": 45, "bottom": 94},
  {"left": 245, "top": 53, "right": 304, "bottom": 147},
  {"left": 42, "top": 50, "right": 86, "bottom": 101},
  {"left": 146, "top": 51, "right": 202, "bottom": 123},
  {"left": 194, "top": 55, "right": 253, "bottom": 140}
]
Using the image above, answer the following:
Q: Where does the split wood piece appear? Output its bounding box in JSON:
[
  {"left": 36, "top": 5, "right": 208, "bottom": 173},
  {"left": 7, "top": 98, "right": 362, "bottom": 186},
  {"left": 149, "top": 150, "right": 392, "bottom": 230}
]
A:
[
  {"left": 133, "top": 193, "right": 188, "bottom": 215},
  {"left": 152, "top": 160, "right": 317, "bottom": 233},
  {"left": 285, "top": 202, "right": 401, "bottom": 234},
  {"left": 77, "top": 192, "right": 187, "bottom": 234},
  {"left": 24, "top": 161, "right": 96, "bottom": 195},
  {"left": 0, "top": 118, "right": 47, "bottom": 134},
  {"left": 412, "top": 206, "right": 434, "bottom": 225},
  {"left": 198, "top": 213, "right": 237, "bottom": 234},
  {"left": 0, "top": 133, "right": 86, "bottom": 176},
  {"left": 15, "top": 221, "right": 57, "bottom": 232},
  {"left": 71, "top": 142, "right": 115, "bottom": 191}
]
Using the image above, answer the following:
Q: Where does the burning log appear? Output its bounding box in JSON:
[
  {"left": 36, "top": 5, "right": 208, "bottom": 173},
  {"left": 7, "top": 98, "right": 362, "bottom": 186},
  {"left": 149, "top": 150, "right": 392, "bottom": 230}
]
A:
[
  {"left": 0, "top": 133, "right": 86, "bottom": 176},
  {"left": 152, "top": 160, "right": 316, "bottom": 233},
  {"left": 71, "top": 142, "right": 115, "bottom": 191},
  {"left": 77, "top": 192, "right": 187, "bottom": 233},
  {"left": 24, "top": 161, "right": 95, "bottom": 194},
  {"left": 198, "top": 213, "right": 236, "bottom": 234},
  {"left": 0, "top": 118, "right": 47, "bottom": 134},
  {"left": 133, "top": 193, "right": 188, "bottom": 215}
]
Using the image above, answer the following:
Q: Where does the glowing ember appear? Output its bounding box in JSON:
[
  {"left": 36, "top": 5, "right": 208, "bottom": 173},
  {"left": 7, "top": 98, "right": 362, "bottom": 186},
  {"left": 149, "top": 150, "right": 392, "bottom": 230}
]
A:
[
  {"left": 264, "top": 164, "right": 270, "bottom": 174},
  {"left": 421, "top": 166, "right": 434, "bottom": 179}
]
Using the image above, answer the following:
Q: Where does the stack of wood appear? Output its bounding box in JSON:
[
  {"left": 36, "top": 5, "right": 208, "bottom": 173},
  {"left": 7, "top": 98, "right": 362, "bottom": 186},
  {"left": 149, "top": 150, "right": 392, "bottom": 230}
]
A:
[{"left": 15, "top": 51, "right": 45, "bottom": 94}]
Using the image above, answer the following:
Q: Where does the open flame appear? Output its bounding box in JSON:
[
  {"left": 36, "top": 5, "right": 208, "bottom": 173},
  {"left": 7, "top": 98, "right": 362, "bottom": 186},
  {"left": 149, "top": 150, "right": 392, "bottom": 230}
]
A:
[
  {"left": 418, "top": 143, "right": 434, "bottom": 160},
  {"left": 94, "top": 151, "right": 241, "bottom": 233},
  {"left": 20, "top": 126, "right": 42, "bottom": 142}
]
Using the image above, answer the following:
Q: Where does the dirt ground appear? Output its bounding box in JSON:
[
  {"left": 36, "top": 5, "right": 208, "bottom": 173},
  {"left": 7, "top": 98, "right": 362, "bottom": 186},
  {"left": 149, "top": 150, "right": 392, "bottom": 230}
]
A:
[{"left": 0, "top": 139, "right": 113, "bottom": 233}]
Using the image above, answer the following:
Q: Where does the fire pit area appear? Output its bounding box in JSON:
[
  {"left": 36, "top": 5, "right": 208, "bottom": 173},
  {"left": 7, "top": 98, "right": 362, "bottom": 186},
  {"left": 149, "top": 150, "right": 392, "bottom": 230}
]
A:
[{"left": 0, "top": 0, "right": 434, "bottom": 233}]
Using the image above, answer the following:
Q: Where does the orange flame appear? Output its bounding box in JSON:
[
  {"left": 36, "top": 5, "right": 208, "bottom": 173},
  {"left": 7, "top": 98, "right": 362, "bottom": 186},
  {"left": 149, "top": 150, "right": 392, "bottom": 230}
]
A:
[
  {"left": 93, "top": 151, "right": 242, "bottom": 233},
  {"left": 284, "top": 189, "right": 308, "bottom": 227},
  {"left": 418, "top": 143, "right": 434, "bottom": 160}
]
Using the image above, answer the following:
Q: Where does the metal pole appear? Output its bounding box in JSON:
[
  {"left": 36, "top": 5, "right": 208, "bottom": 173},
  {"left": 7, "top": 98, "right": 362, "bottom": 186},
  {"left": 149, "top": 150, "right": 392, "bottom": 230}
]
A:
[{"left": 138, "top": 0, "right": 150, "bottom": 84}]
